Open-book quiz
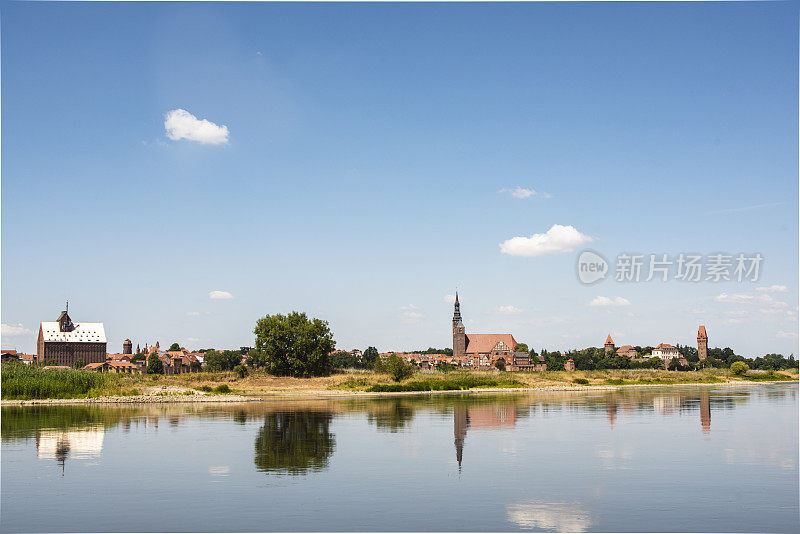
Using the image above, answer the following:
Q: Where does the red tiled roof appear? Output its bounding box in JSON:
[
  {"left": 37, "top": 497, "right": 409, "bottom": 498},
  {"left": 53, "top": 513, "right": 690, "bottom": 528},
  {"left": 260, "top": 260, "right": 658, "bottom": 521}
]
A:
[
  {"left": 465, "top": 333, "right": 517, "bottom": 354},
  {"left": 107, "top": 353, "right": 131, "bottom": 361},
  {"left": 83, "top": 362, "right": 106, "bottom": 370},
  {"left": 606, "top": 335, "right": 614, "bottom": 344},
  {"left": 1, "top": 349, "right": 18, "bottom": 356},
  {"left": 698, "top": 325, "right": 707, "bottom": 338},
  {"left": 655, "top": 343, "right": 677, "bottom": 350},
  {"left": 617, "top": 345, "right": 635, "bottom": 352}
]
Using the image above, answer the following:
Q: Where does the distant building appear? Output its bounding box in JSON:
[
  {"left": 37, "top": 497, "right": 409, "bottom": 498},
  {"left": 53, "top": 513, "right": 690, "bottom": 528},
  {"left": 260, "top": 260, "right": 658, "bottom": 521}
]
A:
[
  {"left": 452, "top": 293, "right": 517, "bottom": 368},
  {"left": 37, "top": 305, "right": 106, "bottom": 367},
  {"left": 616, "top": 345, "right": 637, "bottom": 358},
  {"left": 123, "top": 339, "right": 132, "bottom": 354},
  {"left": 604, "top": 335, "right": 615, "bottom": 354},
  {"left": 1, "top": 350, "right": 20, "bottom": 363},
  {"left": 510, "top": 352, "right": 546, "bottom": 372},
  {"left": 83, "top": 361, "right": 143, "bottom": 374},
  {"left": 652, "top": 343, "right": 684, "bottom": 368},
  {"left": 697, "top": 325, "right": 708, "bottom": 361},
  {"left": 564, "top": 359, "right": 576, "bottom": 371}
]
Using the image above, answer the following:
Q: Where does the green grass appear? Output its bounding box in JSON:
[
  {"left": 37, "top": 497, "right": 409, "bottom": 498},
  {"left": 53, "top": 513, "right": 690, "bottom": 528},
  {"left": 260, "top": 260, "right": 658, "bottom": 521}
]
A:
[
  {"left": 739, "top": 372, "right": 797, "bottom": 382},
  {"left": 1, "top": 364, "right": 116, "bottom": 400},
  {"left": 367, "top": 374, "right": 523, "bottom": 393},
  {"left": 604, "top": 376, "right": 726, "bottom": 386}
]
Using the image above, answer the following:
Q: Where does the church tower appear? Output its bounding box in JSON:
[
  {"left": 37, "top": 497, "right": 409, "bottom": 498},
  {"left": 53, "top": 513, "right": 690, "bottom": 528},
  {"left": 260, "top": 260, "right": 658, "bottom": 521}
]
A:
[
  {"left": 697, "top": 325, "right": 708, "bottom": 361},
  {"left": 453, "top": 293, "right": 466, "bottom": 360},
  {"left": 604, "top": 334, "right": 615, "bottom": 354}
]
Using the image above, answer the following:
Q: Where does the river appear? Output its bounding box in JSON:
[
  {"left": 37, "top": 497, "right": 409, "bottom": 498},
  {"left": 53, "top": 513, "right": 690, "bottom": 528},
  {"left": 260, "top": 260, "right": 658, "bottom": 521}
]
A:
[{"left": 1, "top": 383, "right": 797, "bottom": 532}]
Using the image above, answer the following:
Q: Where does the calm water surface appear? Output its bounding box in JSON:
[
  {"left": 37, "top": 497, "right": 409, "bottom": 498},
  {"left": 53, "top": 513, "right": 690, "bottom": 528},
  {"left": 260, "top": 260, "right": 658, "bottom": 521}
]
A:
[{"left": 2, "top": 384, "right": 798, "bottom": 532}]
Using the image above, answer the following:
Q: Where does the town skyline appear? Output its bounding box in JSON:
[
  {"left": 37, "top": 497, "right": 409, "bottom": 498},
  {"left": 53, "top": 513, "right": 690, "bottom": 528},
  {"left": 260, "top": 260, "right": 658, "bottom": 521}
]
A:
[{"left": 2, "top": 3, "right": 798, "bottom": 357}]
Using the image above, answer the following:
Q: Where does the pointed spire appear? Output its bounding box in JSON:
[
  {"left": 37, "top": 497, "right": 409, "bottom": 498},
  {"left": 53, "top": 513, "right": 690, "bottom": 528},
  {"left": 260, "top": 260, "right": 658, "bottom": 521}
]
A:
[{"left": 455, "top": 291, "right": 459, "bottom": 305}]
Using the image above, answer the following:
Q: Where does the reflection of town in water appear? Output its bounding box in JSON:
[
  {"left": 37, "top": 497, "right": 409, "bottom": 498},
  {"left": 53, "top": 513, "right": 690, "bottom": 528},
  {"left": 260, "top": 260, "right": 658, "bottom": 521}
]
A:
[{"left": 2, "top": 385, "right": 794, "bottom": 477}]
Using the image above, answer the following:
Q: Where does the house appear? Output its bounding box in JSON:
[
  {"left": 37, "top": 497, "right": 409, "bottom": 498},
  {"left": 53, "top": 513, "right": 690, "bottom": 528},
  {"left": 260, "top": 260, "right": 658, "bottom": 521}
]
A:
[
  {"left": 564, "top": 359, "right": 576, "bottom": 371},
  {"left": 652, "top": 343, "right": 688, "bottom": 369},
  {"left": 83, "top": 361, "right": 144, "bottom": 374},
  {"left": 1, "top": 350, "right": 20, "bottom": 363},
  {"left": 509, "top": 352, "right": 547, "bottom": 372},
  {"left": 615, "top": 345, "right": 638, "bottom": 358}
]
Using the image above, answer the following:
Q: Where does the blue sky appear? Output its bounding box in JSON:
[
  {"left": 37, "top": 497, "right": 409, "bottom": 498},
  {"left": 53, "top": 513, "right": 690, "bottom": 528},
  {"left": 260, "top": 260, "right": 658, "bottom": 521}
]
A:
[{"left": 2, "top": 2, "right": 798, "bottom": 357}]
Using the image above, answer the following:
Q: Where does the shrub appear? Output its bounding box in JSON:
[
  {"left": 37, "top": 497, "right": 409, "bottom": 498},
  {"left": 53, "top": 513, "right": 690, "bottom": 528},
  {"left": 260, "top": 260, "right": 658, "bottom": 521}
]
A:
[
  {"left": 234, "top": 365, "right": 248, "bottom": 379},
  {"left": 367, "top": 374, "right": 522, "bottom": 393},
  {"left": 197, "top": 385, "right": 213, "bottom": 392},
  {"left": 730, "top": 362, "right": 750, "bottom": 376},
  {"left": 214, "top": 384, "right": 231, "bottom": 394},
  {"left": 375, "top": 355, "right": 415, "bottom": 382},
  {"left": 573, "top": 378, "right": 589, "bottom": 385}
]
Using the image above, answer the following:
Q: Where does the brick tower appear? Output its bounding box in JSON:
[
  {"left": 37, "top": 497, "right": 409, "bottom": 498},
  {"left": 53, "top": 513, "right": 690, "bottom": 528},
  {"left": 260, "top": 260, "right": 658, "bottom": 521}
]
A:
[
  {"left": 604, "top": 334, "right": 615, "bottom": 354},
  {"left": 452, "top": 293, "right": 466, "bottom": 360},
  {"left": 123, "top": 339, "right": 132, "bottom": 354},
  {"left": 697, "top": 325, "right": 708, "bottom": 361}
]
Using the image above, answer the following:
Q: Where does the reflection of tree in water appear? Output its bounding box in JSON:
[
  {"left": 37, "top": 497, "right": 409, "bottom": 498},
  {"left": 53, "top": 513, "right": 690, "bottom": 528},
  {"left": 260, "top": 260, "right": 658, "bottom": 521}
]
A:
[
  {"left": 254, "top": 411, "right": 335, "bottom": 475},
  {"left": 365, "top": 400, "right": 415, "bottom": 433},
  {"left": 55, "top": 437, "right": 70, "bottom": 476},
  {"left": 233, "top": 411, "right": 248, "bottom": 425}
]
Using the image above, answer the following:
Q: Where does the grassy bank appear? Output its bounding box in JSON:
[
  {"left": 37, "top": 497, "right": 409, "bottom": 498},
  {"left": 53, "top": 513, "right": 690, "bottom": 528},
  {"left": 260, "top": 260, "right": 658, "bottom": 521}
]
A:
[
  {"left": 1, "top": 364, "right": 139, "bottom": 400},
  {"left": 2, "top": 364, "right": 796, "bottom": 401}
]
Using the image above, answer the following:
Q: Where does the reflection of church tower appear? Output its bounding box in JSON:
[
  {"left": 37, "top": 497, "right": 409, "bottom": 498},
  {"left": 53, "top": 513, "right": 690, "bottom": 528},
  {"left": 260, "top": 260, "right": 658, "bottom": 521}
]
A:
[
  {"left": 606, "top": 402, "right": 617, "bottom": 427},
  {"left": 453, "top": 293, "right": 466, "bottom": 360},
  {"left": 454, "top": 406, "right": 469, "bottom": 471},
  {"left": 700, "top": 389, "right": 711, "bottom": 434}
]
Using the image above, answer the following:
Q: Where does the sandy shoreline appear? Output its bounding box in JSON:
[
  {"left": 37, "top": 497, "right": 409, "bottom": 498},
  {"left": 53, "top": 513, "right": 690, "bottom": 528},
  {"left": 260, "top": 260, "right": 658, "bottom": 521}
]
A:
[{"left": 2, "top": 379, "right": 793, "bottom": 406}]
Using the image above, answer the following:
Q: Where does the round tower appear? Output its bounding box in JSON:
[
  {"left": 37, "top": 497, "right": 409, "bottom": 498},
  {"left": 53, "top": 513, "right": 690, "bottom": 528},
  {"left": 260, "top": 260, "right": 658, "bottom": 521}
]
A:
[{"left": 123, "top": 339, "right": 133, "bottom": 355}]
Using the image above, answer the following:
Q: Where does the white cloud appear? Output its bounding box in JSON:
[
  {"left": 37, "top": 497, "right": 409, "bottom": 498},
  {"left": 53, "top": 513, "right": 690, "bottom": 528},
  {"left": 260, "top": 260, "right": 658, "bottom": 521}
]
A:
[
  {"left": 164, "top": 109, "right": 229, "bottom": 145},
  {"left": 209, "top": 290, "right": 234, "bottom": 300},
  {"left": 506, "top": 500, "right": 592, "bottom": 532},
  {"left": 499, "top": 186, "right": 552, "bottom": 199},
  {"left": 495, "top": 305, "right": 524, "bottom": 315},
  {"left": 777, "top": 330, "right": 798, "bottom": 339},
  {"left": 1, "top": 323, "right": 31, "bottom": 337},
  {"left": 399, "top": 304, "right": 420, "bottom": 311},
  {"left": 399, "top": 310, "right": 424, "bottom": 322},
  {"left": 186, "top": 311, "right": 201, "bottom": 316},
  {"left": 499, "top": 224, "right": 593, "bottom": 257},
  {"left": 443, "top": 294, "right": 456, "bottom": 304},
  {"left": 715, "top": 292, "right": 788, "bottom": 309},
  {"left": 756, "top": 285, "right": 789, "bottom": 293},
  {"left": 589, "top": 296, "right": 631, "bottom": 307}
]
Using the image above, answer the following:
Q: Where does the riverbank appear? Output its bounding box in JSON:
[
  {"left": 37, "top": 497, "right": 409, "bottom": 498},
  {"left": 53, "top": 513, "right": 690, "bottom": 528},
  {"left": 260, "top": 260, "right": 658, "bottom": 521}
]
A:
[{"left": 2, "top": 367, "right": 796, "bottom": 405}]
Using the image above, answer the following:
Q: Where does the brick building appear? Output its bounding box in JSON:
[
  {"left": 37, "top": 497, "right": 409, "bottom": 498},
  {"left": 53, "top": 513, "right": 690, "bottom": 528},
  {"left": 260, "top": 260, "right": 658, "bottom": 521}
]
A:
[
  {"left": 697, "top": 325, "right": 708, "bottom": 360},
  {"left": 37, "top": 306, "right": 106, "bottom": 367},
  {"left": 452, "top": 293, "right": 518, "bottom": 368}
]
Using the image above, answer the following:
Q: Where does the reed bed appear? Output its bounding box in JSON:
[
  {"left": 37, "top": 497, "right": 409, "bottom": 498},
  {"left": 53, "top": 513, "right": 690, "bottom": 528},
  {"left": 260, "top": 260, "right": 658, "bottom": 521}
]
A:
[{"left": 1, "top": 364, "right": 117, "bottom": 400}]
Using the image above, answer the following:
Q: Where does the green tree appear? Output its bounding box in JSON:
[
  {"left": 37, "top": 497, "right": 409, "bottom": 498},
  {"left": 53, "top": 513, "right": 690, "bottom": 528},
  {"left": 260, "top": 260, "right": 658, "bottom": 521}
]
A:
[
  {"left": 514, "top": 343, "right": 528, "bottom": 353},
  {"left": 376, "top": 354, "right": 415, "bottom": 382},
  {"left": 362, "top": 346, "right": 379, "bottom": 368},
  {"left": 71, "top": 358, "right": 86, "bottom": 370},
  {"left": 168, "top": 343, "right": 181, "bottom": 351},
  {"left": 147, "top": 352, "right": 164, "bottom": 374},
  {"left": 730, "top": 361, "right": 749, "bottom": 375},
  {"left": 234, "top": 365, "right": 248, "bottom": 379},
  {"left": 330, "top": 351, "right": 359, "bottom": 369},
  {"left": 251, "top": 312, "right": 335, "bottom": 377},
  {"left": 494, "top": 358, "right": 507, "bottom": 371},
  {"left": 205, "top": 350, "right": 242, "bottom": 372}
]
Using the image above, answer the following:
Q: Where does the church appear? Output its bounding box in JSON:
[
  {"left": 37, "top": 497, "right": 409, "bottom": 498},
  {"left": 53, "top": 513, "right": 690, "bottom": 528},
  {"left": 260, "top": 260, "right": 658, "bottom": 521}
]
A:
[{"left": 452, "top": 293, "right": 520, "bottom": 369}]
